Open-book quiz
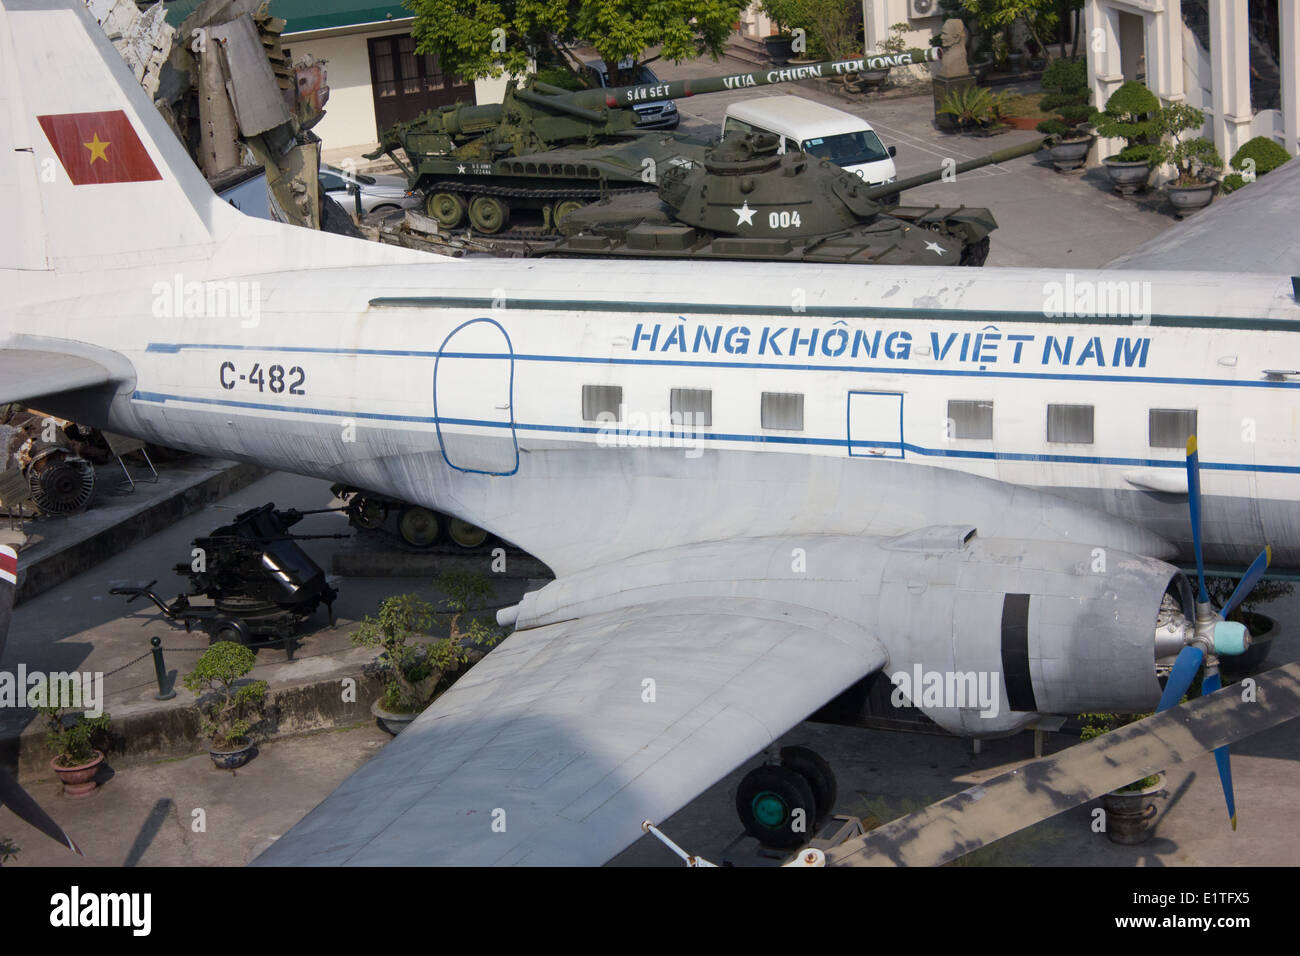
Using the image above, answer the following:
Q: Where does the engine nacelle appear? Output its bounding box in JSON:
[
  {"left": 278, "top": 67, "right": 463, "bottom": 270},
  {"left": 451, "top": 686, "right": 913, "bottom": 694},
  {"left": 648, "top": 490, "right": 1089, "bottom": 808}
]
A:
[{"left": 875, "top": 528, "right": 1189, "bottom": 736}]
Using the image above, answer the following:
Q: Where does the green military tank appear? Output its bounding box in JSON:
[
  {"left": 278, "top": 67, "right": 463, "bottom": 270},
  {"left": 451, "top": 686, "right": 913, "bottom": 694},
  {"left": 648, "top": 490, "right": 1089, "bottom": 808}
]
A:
[
  {"left": 539, "top": 133, "right": 1046, "bottom": 266},
  {"left": 363, "top": 48, "right": 938, "bottom": 235}
]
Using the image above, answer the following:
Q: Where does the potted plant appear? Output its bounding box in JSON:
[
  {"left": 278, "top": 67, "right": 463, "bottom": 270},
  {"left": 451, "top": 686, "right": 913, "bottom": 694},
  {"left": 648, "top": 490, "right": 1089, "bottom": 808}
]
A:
[
  {"left": 41, "top": 706, "right": 111, "bottom": 797},
  {"left": 938, "top": 85, "right": 1008, "bottom": 134},
  {"left": 1220, "top": 135, "right": 1292, "bottom": 194},
  {"left": 758, "top": 0, "right": 800, "bottom": 66},
  {"left": 352, "top": 572, "right": 503, "bottom": 734},
  {"left": 182, "top": 641, "right": 268, "bottom": 769},
  {"left": 859, "top": 21, "right": 910, "bottom": 87},
  {"left": 1206, "top": 575, "right": 1292, "bottom": 677},
  {"left": 1152, "top": 102, "right": 1221, "bottom": 216},
  {"left": 1036, "top": 58, "right": 1094, "bottom": 170},
  {"left": 1091, "top": 80, "right": 1162, "bottom": 194},
  {"left": 1079, "top": 712, "right": 1166, "bottom": 844}
]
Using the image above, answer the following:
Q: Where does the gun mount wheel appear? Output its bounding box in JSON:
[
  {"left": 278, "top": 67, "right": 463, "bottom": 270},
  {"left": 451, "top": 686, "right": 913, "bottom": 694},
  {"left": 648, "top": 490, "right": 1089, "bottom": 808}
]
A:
[
  {"left": 427, "top": 191, "right": 466, "bottom": 228},
  {"left": 208, "top": 617, "right": 251, "bottom": 646},
  {"left": 468, "top": 195, "right": 510, "bottom": 234},
  {"left": 447, "top": 517, "right": 489, "bottom": 550},
  {"left": 552, "top": 199, "right": 585, "bottom": 229},
  {"left": 736, "top": 764, "right": 817, "bottom": 849},
  {"left": 397, "top": 506, "right": 442, "bottom": 549}
]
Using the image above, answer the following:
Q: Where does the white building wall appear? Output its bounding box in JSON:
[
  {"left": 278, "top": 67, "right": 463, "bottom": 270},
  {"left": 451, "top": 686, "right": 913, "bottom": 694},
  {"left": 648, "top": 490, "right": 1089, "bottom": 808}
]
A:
[{"left": 286, "top": 26, "right": 512, "bottom": 152}]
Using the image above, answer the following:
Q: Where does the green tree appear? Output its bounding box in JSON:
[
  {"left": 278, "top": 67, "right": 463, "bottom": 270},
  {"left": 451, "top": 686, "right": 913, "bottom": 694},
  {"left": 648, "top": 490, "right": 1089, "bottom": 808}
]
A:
[{"left": 409, "top": 0, "right": 745, "bottom": 84}]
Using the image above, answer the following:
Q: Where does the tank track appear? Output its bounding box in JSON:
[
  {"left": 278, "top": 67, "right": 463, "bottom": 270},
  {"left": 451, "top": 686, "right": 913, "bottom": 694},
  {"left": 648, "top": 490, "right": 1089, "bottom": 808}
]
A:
[{"left": 423, "top": 180, "right": 655, "bottom": 238}]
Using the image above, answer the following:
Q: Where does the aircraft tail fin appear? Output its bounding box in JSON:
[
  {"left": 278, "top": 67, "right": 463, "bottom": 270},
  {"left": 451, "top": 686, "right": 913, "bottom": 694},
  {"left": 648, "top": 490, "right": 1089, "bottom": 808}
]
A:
[{"left": 0, "top": 0, "right": 246, "bottom": 273}]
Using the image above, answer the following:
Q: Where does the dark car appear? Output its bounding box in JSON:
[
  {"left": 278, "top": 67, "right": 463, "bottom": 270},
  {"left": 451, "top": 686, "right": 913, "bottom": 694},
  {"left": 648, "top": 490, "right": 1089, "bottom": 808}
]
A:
[{"left": 583, "top": 59, "right": 679, "bottom": 130}]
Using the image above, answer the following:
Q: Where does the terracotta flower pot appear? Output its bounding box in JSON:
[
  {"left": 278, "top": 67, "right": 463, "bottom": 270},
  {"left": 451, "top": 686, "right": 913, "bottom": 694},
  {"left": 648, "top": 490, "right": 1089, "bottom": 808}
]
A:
[{"left": 51, "top": 750, "right": 104, "bottom": 798}]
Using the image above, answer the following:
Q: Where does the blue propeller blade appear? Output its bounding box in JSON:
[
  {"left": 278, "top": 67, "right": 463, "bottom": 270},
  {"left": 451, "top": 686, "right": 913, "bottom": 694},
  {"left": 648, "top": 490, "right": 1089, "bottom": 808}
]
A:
[
  {"left": 1201, "top": 671, "right": 1238, "bottom": 830},
  {"left": 1158, "top": 644, "right": 1204, "bottom": 712},
  {"left": 1186, "top": 437, "right": 1208, "bottom": 604},
  {"left": 1220, "top": 546, "right": 1272, "bottom": 620}
]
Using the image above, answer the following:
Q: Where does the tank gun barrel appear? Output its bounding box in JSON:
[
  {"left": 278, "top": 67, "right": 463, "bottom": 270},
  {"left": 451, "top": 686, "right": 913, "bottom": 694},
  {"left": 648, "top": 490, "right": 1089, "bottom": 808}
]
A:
[
  {"left": 560, "top": 47, "right": 940, "bottom": 113},
  {"left": 861, "top": 137, "right": 1048, "bottom": 200}
]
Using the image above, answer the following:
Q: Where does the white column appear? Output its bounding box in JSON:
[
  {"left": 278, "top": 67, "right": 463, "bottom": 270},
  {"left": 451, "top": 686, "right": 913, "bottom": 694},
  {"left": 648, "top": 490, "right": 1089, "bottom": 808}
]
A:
[
  {"left": 1146, "top": 1, "right": 1185, "bottom": 103},
  {"left": 863, "top": 0, "right": 888, "bottom": 56},
  {"left": 1209, "top": 0, "right": 1253, "bottom": 162},
  {"left": 1282, "top": 0, "right": 1300, "bottom": 155},
  {"left": 1088, "top": 0, "right": 1126, "bottom": 162}
]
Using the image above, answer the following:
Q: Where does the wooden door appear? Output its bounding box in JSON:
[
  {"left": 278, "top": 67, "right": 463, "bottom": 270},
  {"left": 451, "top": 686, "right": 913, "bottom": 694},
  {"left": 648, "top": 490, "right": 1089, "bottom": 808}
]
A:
[{"left": 368, "top": 34, "right": 475, "bottom": 134}]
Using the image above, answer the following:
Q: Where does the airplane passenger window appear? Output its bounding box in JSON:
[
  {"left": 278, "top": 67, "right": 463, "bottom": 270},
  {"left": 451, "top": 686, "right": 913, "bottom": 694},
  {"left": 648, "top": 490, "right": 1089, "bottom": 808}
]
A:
[
  {"left": 1046, "top": 404, "right": 1094, "bottom": 444},
  {"left": 670, "top": 388, "right": 712, "bottom": 427},
  {"left": 947, "top": 400, "right": 993, "bottom": 439},
  {"left": 762, "top": 392, "right": 804, "bottom": 430},
  {"left": 1149, "top": 409, "right": 1197, "bottom": 448},
  {"left": 582, "top": 385, "right": 623, "bottom": 422}
]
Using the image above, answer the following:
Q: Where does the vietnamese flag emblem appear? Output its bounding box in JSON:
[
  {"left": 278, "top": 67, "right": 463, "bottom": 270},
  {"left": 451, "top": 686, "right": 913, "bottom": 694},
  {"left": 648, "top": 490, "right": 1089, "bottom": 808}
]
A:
[{"left": 37, "top": 110, "right": 162, "bottom": 185}]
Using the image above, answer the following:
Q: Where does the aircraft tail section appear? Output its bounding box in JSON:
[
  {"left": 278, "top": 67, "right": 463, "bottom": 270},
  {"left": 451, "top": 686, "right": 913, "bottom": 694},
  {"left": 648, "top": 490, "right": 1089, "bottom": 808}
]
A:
[
  {"left": 0, "top": 0, "right": 431, "bottom": 279},
  {"left": 0, "top": 0, "right": 240, "bottom": 273}
]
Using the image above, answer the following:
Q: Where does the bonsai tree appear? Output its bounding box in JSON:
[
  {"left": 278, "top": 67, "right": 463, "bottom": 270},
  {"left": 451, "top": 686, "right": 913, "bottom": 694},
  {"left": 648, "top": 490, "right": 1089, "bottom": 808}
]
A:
[
  {"left": 1091, "top": 80, "right": 1162, "bottom": 162},
  {"left": 1221, "top": 136, "right": 1292, "bottom": 193},
  {"left": 878, "top": 21, "right": 910, "bottom": 55},
  {"left": 1036, "top": 58, "right": 1091, "bottom": 137},
  {"left": 40, "top": 706, "right": 111, "bottom": 768},
  {"left": 1151, "top": 102, "right": 1221, "bottom": 184},
  {"left": 0, "top": 836, "right": 16, "bottom": 865},
  {"left": 182, "top": 641, "right": 268, "bottom": 750},
  {"left": 353, "top": 572, "right": 504, "bottom": 714}
]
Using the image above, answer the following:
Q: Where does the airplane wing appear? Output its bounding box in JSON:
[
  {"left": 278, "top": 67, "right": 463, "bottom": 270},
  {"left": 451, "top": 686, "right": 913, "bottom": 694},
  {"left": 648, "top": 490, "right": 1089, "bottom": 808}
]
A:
[
  {"left": 1105, "top": 155, "right": 1300, "bottom": 274},
  {"left": 0, "top": 348, "right": 118, "bottom": 406},
  {"left": 253, "top": 596, "right": 885, "bottom": 866}
]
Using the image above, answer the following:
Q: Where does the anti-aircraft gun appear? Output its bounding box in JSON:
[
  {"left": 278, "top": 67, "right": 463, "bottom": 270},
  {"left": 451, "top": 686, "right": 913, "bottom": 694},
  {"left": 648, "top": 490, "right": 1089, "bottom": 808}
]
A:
[
  {"left": 540, "top": 133, "right": 1048, "bottom": 266},
  {"left": 364, "top": 48, "right": 938, "bottom": 235}
]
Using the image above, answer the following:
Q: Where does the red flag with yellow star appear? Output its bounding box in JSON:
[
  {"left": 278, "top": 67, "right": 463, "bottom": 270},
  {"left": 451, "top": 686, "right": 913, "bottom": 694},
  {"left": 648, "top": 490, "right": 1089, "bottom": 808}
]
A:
[{"left": 36, "top": 110, "right": 162, "bottom": 185}]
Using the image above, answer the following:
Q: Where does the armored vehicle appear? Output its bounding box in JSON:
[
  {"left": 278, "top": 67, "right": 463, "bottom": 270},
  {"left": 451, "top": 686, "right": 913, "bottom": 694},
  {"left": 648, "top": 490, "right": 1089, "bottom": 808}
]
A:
[
  {"left": 540, "top": 134, "right": 1047, "bottom": 266},
  {"left": 363, "top": 48, "right": 938, "bottom": 234}
]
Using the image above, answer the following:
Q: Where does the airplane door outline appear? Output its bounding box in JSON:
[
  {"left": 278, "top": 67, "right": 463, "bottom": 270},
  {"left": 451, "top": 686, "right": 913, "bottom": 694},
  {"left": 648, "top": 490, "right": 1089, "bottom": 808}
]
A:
[
  {"left": 847, "top": 390, "right": 904, "bottom": 459},
  {"left": 433, "top": 317, "right": 519, "bottom": 476}
]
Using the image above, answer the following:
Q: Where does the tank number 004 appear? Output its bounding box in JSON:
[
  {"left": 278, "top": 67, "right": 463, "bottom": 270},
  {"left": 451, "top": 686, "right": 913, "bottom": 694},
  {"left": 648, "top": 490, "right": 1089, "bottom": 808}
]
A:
[
  {"left": 769, "top": 210, "right": 802, "bottom": 228},
  {"left": 219, "top": 361, "right": 306, "bottom": 395}
]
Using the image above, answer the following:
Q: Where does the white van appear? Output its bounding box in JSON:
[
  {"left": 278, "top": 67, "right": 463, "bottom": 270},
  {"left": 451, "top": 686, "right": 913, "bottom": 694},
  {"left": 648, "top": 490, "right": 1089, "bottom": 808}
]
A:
[{"left": 722, "top": 95, "right": 897, "bottom": 187}]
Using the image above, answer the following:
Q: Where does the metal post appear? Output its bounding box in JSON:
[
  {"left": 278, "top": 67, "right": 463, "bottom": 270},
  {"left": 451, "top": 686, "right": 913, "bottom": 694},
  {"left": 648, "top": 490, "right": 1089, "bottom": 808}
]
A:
[{"left": 151, "top": 636, "right": 176, "bottom": 700}]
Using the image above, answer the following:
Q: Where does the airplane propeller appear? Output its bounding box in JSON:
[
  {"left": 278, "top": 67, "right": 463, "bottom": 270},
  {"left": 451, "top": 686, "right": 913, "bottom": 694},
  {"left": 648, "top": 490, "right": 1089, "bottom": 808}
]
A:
[{"left": 1155, "top": 437, "right": 1271, "bottom": 830}]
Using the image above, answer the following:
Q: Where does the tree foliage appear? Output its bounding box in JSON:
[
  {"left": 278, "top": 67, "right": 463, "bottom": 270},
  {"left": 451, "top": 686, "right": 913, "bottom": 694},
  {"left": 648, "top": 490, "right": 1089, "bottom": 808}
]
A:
[
  {"left": 409, "top": 0, "right": 745, "bottom": 82},
  {"left": 182, "top": 642, "right": 267, "bottom": 749},
  {"left": 1092, "top": 80, "right": 1162, "bottom": 162},
  {"left": 1035, "top": 57, "right": 1090, "bottom": 136},
  {"left": 1221, "top": 136, "right": 1292, "bottom": 193}
]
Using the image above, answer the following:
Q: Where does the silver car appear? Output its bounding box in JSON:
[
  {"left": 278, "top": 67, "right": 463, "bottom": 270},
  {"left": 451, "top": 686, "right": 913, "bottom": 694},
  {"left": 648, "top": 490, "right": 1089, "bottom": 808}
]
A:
[{"left": 320, "top": 164, "right": 419, "bottom": 217}]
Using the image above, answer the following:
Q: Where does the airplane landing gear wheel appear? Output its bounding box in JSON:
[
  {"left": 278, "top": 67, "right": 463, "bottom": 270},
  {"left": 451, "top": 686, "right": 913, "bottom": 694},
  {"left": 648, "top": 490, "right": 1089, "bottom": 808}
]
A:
[
  {"left": 780, "top": 745, "right": 837, "bottom": 825},
  {"left": 736, "top": 764, "right": 815, "bottom": 849},
  {"left": 447, "top": 517, "right": 489, "bottom": 550}
]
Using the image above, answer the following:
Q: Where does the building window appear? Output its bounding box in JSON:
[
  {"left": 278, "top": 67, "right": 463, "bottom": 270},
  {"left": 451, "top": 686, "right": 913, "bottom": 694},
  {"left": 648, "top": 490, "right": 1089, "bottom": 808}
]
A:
[
  {"left": 947, "top": 400, "right": 993, "bottom": 439},
  {"left": 582, "top": 385, "right": 622, "bottom": 422},
  {"left": 1149, "top": 409, "right": 1197, "bottom": 449},
  {"left": 1047, "top": 404, "right": 1094, "bottom": 444},
  {"left": 670, "top": 388, "right": 712, "bottom": 427},
  {"left": 762, "top": 392, "right": 804, "bottom": 430}
]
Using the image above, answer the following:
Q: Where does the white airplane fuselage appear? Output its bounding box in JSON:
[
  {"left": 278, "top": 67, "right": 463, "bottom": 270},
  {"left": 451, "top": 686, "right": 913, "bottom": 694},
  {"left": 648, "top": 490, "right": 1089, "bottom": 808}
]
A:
[{"left": 8, "top": 254, "right": 1299, "bottom": 577}]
